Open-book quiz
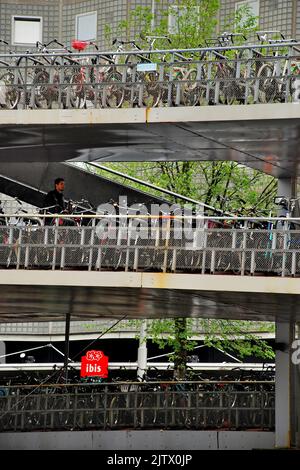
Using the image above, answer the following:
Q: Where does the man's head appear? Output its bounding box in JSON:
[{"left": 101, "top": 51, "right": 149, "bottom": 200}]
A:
[{"left": 55, "top": 178, "right": 65, "bottom": 193}]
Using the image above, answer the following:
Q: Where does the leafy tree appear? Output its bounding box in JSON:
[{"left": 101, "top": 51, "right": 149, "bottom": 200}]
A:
[
  {"left": 105, "top": 0, "right": 220, "bottom": 49},
  {"left": 93, "top": 161, "right": 277, "bottom": 215},
  {"left": 127, "top": 317, "right": 274, "bottom": 380},
  {"left": 97, "top": 1, "right": 276, "bottom": 378},
  {"left": 223, "top": 3, "right": 259, "bottom": 38},
  {"left": 105, "top": 0, "right": 259, "bottom": 50}
]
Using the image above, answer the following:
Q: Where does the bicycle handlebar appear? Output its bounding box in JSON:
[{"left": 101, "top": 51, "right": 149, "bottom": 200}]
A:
[
  {"left": 88, "top": 41, "right": 99, "bottom": 51},
  {"left": 112, "top": 38, "right": 141, "bottom": 49},
  {"left": 219, "top": 32, "right": 248, "bottom": 44},
  {"left": 45, "top": 39, "right": 66, "bottom": 48},
  {"left": 257, "top": 30, "right": 285, "bottom": 41}
]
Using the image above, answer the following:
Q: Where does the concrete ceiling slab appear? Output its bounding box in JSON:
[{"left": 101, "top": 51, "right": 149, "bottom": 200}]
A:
[
  {"left": 0, "top": 105, "right": 300, "bottom": 177},
  {"left": 0, "top": 271, "right": 299, "bottom": 323}
]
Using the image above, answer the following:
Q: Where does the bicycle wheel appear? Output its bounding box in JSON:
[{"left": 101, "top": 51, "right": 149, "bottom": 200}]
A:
[
  {"left": 182, "top": 68, "right": 199, "bottom": 106},
  {"left": 108, "top": 396, "right": 121, "bottom": 426},
  {"left": 69, "top": 71, "right": 87, "bottom": 109},
  {"left": 257, "top": 63, "right": 279, "bottom": 103},
  {"left": 105, "top": 71, "right": 124, "bottom": 108},
  {"left": 32, "top": 70, "right": 50, "bottom": 108},
  {"left": 218, "top": 68, "right": 238, "bottom": 105},
  {"left": 140, "top": 71, "right": 161, "bottom": 107},
  {"left": 0, "top": 71, "right": 20, "bottom": 109}
]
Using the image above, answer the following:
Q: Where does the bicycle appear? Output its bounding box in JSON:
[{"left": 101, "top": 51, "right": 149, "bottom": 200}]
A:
[
  {"left": 33, "top": 39, "right": 77, "bottom": 109},
  {"left": 204, "top": 33, "right": 251, "bottom": 105},
  {"left": 110, "top": 38, "right": 161, "bottom": 108},
  {"left": 108, "top": 382, "right": 139, "bottom": 428},
  {"left": 0, "top": 39, "right": 45, "bottom": 109},
  {"left": 255, "top": 30, "right": 300, "bottom": 103},
  {"left": 0, "top": 199, "right": 42, "bottom": 268}
]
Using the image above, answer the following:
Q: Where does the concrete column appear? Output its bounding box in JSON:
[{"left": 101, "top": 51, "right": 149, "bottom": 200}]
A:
[
  {"left": 151, "top": 0, "right": 155, "bottom": 31},
  {"left": 58, "top": 0, "right": 63, "bottom": 43},
  {"left": 137, "top": 320, "right": 147, "bottom": 381},
  {"left": 278, "top": 178, "right": 294, "bottom": 200},
  {"left": 291, "top": 322, "right": 300, "bottom": 448},
  {"left": 277, "top": 178, "right": 296, "bottom": 217},
  {"left": 0, "top": 341, "right": 5, "bottom": 364},
  {"left": 292, "top": 0, "right": 297, "bottom": 38},
  {"left": 275, "top": 320, "right": 293, "bottom": 448}
]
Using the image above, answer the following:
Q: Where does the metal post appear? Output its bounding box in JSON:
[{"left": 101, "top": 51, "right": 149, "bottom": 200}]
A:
[
  {"left": 151, "top": 0, "right": 155, "bottom": 31},
  {"left": 63, "top": 293, "right": 73, "bottom": 383},
  {"left": 137, "top": 320, "right": 148, "bottom": 381},
  {"left": 0, "top": 341, "right": 5, "bottom": 364}
]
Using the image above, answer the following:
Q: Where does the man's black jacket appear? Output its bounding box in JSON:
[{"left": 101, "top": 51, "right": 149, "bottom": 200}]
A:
[{"left": 43, "top": 189, "right": 65, "bottom": 214}]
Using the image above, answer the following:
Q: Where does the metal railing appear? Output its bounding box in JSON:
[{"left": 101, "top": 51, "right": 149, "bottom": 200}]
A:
[
  {"left": 0, "top": 214, "right": 299, "bottom": 276},
  {"left": 0, "top": 381, "right": 274, "bottom": 432},
  {"left": 1, "top": 41, "right": 300, "bottom": 109}
]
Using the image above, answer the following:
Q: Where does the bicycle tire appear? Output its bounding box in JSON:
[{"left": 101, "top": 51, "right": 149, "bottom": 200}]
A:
[
  {"left": 140, "top": 70, "right": 161, "bottom": 107},
  {"left": 182, "top": 68, "right": 199, "bottom": 106},
  {"left": 105, "top": 71, "right": 124, "bottom": 108},
  {"left": 69, "top": 71, "right": 87, "bottom": 109},
  {"left": 32, "top": 70, "right": 50, "bottom": 108},
  {"left": 109, "top": 396, "right": 121, "bottom": 426},
  {"left": 256, "top": 63, "right": 279, "bottom": 103},
  {"left": 0, "top": 71, "right": 20, "bottom": 109}
]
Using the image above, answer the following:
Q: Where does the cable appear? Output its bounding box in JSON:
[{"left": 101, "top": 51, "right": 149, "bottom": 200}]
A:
[{"left": 71, "top": 314, "right": 128, "bottom": 361}]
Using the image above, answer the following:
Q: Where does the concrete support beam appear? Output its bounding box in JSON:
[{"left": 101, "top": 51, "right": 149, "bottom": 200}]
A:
[{"left": 275, "top": 321, "right": 294, "bottom": 448}]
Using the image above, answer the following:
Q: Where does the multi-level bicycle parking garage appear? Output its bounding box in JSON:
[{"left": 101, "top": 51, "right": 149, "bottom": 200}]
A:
[{"left": 0, "top": 38, "right": 300, "bottom": 450}]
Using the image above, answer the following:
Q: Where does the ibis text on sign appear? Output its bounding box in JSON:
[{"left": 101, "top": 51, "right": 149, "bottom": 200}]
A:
[{"left": 80, "top": 350, "right": 109, "bottom": 378}]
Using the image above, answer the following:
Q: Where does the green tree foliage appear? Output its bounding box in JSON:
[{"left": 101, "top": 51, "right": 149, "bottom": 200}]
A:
[
  {"left": 224, "top": 3, "right": 259, "bottom": 37},
  {"left": 105, "top": 0, "right": 259, "bottom": 50},
  {"left": 105, "top": 0, "right": 220, "bottom": 49},
  {"left": 98, "top": 1, "right": 276, "bottom": 377},
  {"left": 93, "top": 161, "right": 277, "bottom": 215},
  {"left": 128, "top": 317, "right": 274, "bottom": 379}
]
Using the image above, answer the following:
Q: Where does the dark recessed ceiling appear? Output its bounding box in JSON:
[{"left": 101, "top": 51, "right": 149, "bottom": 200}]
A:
[{"left": 0, "top": 118, "right": 299, "bottom": 177}]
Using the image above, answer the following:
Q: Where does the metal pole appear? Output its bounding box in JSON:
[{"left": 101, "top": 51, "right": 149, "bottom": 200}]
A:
[
  {"left": 151, "top": 0, "right": 155, "bottom": 31},
  {"left": 63, "top": 292, "right": 73, "bottom": 383},
  {"left": 137, "top": 320, "right": 148, "bottom": 381}
]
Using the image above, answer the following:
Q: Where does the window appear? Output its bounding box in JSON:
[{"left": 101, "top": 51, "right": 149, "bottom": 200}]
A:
[
  {"left": 12, "top": 16, "right": 42, "bottom": 45},
  {"left": 235, "top": 0, "right": 260, "bottom": 24},
  {"left": 168, "top": 5, "right": 199, "bottom": 35},
  {"left": 75, "top": 11, "right": 97, "bottom": 41}
]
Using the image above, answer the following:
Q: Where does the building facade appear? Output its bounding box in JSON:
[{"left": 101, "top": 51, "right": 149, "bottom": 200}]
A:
[{"left": 0, "top": 0, "right": 299, "bottom": 53}]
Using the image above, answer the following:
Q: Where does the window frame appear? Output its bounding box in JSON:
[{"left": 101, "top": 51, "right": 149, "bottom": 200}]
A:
[
  {"left": 11, "top": 15, "right": 43, "bottom": 46},
  {"left": 235, "top": 0, "right": 260, "bottom": 20},
  {"left": 75, "top": 10, "right": 98, "bottom": 41}
]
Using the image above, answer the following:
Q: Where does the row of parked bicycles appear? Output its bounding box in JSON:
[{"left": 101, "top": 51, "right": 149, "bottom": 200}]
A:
[
  {"left": 0, "top": 372, "right": 275, "bottom": 431},
  {"left": 0, "top": 194, "right": 300, "bottom": 274},
  {"left": 0, "top": 30, "right": 300, "bottom": 109}
]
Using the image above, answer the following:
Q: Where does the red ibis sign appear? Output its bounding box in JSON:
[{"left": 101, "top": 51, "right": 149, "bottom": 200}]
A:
[{"left": 80, "top": 350, "right": 109, "bottom": 378}]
